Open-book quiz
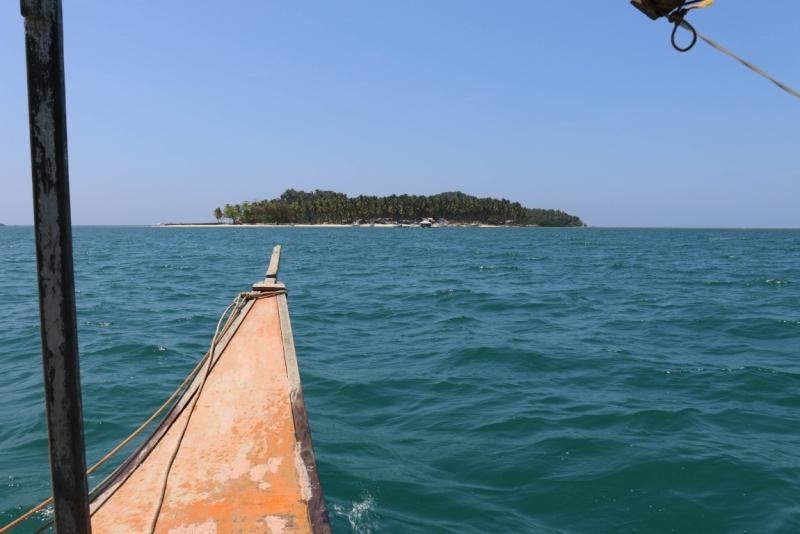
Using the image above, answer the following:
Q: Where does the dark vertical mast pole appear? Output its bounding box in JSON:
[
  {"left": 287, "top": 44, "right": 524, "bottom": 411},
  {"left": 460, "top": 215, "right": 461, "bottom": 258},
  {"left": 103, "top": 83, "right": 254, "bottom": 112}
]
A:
[{"left": 20, "top": 0, "right": 92, "bottom": 532}]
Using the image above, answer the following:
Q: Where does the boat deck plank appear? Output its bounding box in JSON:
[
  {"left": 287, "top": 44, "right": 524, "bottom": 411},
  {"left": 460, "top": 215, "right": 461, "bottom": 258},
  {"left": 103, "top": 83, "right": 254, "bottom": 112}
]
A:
[{"left": 92, "top": 296, "right": 315, "bottom": 534}]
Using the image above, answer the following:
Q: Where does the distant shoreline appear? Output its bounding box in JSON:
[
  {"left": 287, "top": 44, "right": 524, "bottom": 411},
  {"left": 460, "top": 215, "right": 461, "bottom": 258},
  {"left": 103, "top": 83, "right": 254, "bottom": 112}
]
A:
[
  {"left": 213, "top": 189, "right": 585, "bottom": 228},
  {"left": 153, "top": 223, "right": 519, "bottom": 228}
]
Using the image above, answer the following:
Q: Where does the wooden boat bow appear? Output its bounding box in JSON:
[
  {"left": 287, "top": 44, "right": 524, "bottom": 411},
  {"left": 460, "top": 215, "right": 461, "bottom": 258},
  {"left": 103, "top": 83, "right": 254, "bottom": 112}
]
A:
[{"left": 89, "top": 246, "right": 331, "bottom": 534}]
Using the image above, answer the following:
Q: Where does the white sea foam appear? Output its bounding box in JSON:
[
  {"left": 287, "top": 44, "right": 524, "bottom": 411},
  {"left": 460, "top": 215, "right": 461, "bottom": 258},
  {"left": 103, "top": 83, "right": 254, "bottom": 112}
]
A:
[{"left": 333, "top": 493, "right": 378, "bottom": 534}]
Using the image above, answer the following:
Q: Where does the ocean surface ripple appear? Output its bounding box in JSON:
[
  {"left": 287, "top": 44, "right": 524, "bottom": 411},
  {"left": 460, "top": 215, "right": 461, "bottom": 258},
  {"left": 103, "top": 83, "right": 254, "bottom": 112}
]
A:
[{"left": 1, "top": 227, "right": 799, "bottom": 533}]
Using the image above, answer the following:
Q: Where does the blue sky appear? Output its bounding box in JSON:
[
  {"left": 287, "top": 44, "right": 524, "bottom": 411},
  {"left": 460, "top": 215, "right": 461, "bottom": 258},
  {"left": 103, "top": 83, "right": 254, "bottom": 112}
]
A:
[{"left": 1, "top": 1, "right": 798, "bottom": 227}]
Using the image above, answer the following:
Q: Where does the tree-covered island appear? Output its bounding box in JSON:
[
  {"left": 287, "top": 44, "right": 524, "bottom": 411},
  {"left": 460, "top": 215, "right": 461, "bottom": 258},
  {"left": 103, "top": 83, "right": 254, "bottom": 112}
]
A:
[{"left": 215, "top": 190, "right": 584, "bottom": 227}]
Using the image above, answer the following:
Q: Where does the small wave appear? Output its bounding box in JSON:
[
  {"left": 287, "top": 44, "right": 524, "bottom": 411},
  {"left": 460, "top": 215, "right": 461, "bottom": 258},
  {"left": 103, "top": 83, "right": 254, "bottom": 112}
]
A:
[
  {"left": 333, "top": 493, "right": 379, "bottom": 534},
  {"left": 432, "top": 289, "right": 473, "bottom": 298}
]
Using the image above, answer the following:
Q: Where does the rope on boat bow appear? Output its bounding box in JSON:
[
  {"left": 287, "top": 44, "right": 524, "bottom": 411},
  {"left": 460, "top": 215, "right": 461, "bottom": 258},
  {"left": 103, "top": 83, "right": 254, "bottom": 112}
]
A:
[
  {"left": 147, "top": 290, "right": 283, "bottom": 534},
  {"left": 1, "top": 291, "right": 284, "bottom": 534}
]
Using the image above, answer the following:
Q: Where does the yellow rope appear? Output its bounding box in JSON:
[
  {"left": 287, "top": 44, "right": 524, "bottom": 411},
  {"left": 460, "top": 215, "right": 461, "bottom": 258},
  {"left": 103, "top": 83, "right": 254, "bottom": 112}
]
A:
[
  {"left": 0, "top": 358, "right": 209, "bottom": 534},
  {"left": 146, "top": 291, "right": 280, "bottom": 533},
  {"left": 145, "top": 299, "right": 240, "bottom": 534},
  {"left": 686, "top": 0, "right": 713, "bottom": 11},
  {"left": 0, "top": 291, "right": 276, "bottom": 533}
]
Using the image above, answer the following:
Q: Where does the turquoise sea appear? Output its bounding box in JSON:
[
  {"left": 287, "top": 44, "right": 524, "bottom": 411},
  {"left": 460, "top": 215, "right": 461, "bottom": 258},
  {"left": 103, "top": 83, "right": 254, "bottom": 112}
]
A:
[{"left": 1, "top": 226, "right": 799, "bottom": 533}]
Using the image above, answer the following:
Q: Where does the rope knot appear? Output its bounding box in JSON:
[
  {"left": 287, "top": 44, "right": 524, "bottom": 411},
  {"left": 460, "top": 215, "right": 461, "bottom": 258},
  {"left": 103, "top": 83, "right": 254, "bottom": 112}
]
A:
[{"left": 667, "top": 8, "right": 686, "bottom": 24}]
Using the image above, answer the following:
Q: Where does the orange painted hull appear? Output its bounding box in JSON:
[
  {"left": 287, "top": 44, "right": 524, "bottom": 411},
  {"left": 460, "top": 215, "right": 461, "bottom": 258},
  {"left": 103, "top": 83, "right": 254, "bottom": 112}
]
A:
[{"left": 89, "top": 271, "right": 329, "bottom": 533}]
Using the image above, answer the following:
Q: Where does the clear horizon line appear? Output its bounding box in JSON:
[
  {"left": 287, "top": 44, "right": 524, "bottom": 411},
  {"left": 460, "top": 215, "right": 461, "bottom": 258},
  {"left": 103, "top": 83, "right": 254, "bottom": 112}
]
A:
[{"left": 3, "top": 224, "right": 800, "bottom": 230}]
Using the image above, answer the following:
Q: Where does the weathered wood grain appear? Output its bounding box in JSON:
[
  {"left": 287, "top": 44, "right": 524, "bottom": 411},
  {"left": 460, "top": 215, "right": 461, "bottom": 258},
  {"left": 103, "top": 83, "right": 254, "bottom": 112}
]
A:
[
  {"left": 266, "top": 245, "right": 282, "bottom": 280},
  {"left": 252, "top": 281, "right": 286, "bottom": 292},
  {"left": 278, "top": 293, "right": 332, "bottom": 534}
]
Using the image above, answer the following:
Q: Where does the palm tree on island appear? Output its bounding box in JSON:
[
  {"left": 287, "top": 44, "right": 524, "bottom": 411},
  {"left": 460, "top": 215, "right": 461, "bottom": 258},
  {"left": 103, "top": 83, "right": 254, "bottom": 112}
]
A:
[
  {"left": 213, "top": 207, "right": 223, "bottom": 223},
  {"left": 214, "top": 189, "right": 585, "bottom": 227}
]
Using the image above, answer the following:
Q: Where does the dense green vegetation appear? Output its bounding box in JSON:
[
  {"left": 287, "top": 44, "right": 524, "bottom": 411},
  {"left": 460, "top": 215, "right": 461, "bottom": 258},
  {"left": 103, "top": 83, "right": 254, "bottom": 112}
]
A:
[{"left": 215, "top": 190, "right": 584, "bottom": 227}]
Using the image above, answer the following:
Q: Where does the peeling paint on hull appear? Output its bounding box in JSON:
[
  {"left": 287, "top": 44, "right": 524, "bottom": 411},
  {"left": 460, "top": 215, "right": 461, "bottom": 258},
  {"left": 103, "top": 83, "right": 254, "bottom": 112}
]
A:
[{"left": 90, "top": 281, "right": 330, "bottom": 533}]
